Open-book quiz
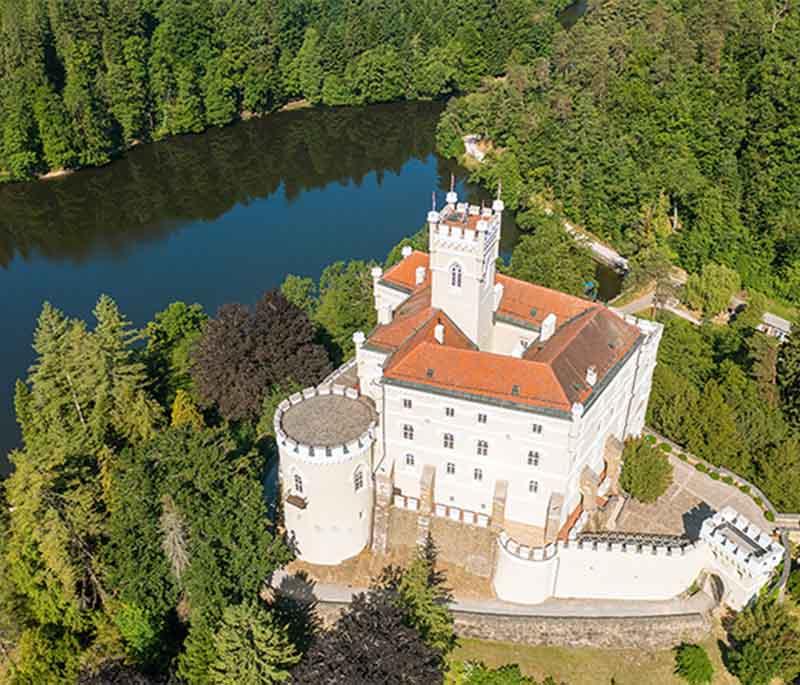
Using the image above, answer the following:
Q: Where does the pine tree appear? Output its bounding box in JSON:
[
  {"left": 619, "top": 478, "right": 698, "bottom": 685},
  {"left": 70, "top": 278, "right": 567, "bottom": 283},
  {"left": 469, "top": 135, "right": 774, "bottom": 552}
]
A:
[
  {"left": 171, "top": 390, "right": 205, "bottom": 430},
  {"left": 391, "top": 535, "right": 456, "bottom": 657},
  {"left": 210, "top": 602, "right": 300, "bottom": 684}
]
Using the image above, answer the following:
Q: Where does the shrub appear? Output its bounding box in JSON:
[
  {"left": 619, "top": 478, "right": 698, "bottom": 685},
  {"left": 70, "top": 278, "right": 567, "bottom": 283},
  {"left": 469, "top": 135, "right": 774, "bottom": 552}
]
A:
[
  {"left": 659, "top": 442, "right": 672, "bottom": 452},
  {"left": 722, "top": 475, "right": 734, "bottom": 485},
  {"left": 620, "top": 438, "right": 674, "bottom": 503},
  {"left": 644, "top": 434, "right": 657, "bottom": 445},
  {"left": 695, "top": 463, "right": 707, "bottom": 473},
  {"left": 754, "top": 497, "right": 763, "bottom": 507},
  {"left": 739, "top": 484, "right": 751, "bottom": 494},
  {"left": 710, "top": 472, "right": 720, "bottom": 480},
  {"left": 764, "top": 510, "right": 776, "bottom": 522},
  {"left": 674, "top": 643, "right": 714, "bottom": 685},
  {"left": 679, "top": 453, "right": 689, "bottom": 462}
]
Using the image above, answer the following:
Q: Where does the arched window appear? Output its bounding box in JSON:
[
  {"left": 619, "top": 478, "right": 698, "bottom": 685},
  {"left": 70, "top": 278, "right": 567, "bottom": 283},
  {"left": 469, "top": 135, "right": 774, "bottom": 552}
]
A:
[
  {"left": 443, "top": 433, "right": 454, "bottom": 449},
  {"left": 477, "top": 440, "right": 488, "bottom": 456},
  {"left": 449, "top": 263, "right": 462, "bottom": 288},
  {"left": 293, "top": 473, "right": 304, "bottom": 494},
  {"left": 354, "top": 467, "right": 364, "bottom": 492}
]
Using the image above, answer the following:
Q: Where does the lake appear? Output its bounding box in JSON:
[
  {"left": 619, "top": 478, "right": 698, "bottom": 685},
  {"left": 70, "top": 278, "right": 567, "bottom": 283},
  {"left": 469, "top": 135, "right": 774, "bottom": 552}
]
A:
[
  {"left": 0, "top": 101, "right": 519, "bottom": 474},
  {"left": 0, "top": 100, "right": 620, "bottom": 475}
]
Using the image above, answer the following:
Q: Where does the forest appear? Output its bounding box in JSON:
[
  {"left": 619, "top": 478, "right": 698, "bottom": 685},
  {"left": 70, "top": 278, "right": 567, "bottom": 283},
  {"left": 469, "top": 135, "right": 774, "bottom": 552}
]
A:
[
  {"left": 0, "top": 0, "right": 563, "bottom": 182},
  {"left": 436, "top": 0, "right": 800, "bottom": 306}
]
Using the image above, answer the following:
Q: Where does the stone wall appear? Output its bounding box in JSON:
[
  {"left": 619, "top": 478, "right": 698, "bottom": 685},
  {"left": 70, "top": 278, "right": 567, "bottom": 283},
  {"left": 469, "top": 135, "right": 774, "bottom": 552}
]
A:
[
  {"left": 311, "top": 601, "right": 710, "bottom": 650},
  {"left": 453, "top": 610, "right": 710, "bottom": 650},
  {"left": 386, "top": 507, "right": 497, "bottom": 578}
]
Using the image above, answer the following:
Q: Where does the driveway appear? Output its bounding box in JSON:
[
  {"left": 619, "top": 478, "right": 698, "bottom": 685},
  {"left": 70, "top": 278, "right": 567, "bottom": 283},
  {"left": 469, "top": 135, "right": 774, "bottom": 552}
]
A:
[{"left": 615, "top": 454, "right": 771, "bottom": 538}]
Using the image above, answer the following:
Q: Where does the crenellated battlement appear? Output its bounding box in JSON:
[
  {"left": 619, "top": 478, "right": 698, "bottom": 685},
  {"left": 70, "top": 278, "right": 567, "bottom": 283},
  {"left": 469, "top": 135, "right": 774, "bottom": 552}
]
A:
[
  {"left": 274, "top": 384, "right": 377, "bottom": 465},
  {"left": 700, "top": 507, "right": 783, "bottom": 578},
  {"left": 498, "top": 530, "right": 699, "bottom": 564}
]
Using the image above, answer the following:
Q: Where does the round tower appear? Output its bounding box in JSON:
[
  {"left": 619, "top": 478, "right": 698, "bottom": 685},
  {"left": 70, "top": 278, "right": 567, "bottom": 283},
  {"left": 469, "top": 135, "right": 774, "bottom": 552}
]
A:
[{"left": 274, "top": 384, "right": 377, "bottom": 565}]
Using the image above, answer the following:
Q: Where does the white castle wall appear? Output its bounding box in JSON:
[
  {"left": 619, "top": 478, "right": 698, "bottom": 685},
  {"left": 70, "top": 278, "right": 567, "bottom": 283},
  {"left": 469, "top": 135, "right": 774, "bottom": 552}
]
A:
[
  {"left": 494, "top": 535, "right": 707, "bottom": 604},
  {"left": 494, "top": 508, "right": 784, "bottom": 608},
  {"left": 275, "top": 385, "right": 376, "bottom": 566}
]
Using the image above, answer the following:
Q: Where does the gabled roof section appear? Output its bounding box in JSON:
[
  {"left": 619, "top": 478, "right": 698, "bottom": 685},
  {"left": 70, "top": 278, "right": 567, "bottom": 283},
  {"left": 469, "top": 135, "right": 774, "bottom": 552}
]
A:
[
  {"left": 380, "top": 250, "right": 430, "bottom": 293},
  {"left": 366, "top": 284, "right": 475, "bottom": 358},
  {"left": 384, "top": 343, "right": 571, "bottom": 412},
  {"left": 367, "top": 249, "right": 643, "bottom": 417},
  {"left": 525, "top": 306, "right": 641, "bottom": 405},
  {"left": 495, "top": 274, "right": 593, "bottom": 330}
]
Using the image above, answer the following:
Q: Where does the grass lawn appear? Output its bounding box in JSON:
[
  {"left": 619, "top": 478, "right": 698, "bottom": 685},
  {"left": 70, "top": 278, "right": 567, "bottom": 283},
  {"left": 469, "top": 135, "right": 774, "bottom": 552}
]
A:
[{"left": 448, "top": 633, "right": 740, "bottom": 685}]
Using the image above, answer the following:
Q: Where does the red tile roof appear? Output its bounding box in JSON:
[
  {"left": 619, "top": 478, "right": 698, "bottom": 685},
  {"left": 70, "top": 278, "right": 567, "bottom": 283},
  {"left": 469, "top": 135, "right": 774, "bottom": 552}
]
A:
[
  {"left": 369, "top": 251, "right": 641, "bottom": 415},
  {"left": 380, "top": 251, "right": 430, "bottom": 292}
]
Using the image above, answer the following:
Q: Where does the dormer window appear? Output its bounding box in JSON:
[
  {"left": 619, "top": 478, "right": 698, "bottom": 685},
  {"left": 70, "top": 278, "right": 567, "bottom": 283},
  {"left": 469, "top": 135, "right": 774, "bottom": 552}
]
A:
[{"left": 449, "top": 263, "right": 462, "bottom": 288}]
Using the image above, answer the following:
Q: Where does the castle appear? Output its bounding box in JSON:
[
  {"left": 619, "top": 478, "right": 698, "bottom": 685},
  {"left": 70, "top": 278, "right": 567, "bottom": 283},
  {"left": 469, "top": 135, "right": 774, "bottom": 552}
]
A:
[{"left": 274, "top": 191, "right": 781, "bottom": 610}]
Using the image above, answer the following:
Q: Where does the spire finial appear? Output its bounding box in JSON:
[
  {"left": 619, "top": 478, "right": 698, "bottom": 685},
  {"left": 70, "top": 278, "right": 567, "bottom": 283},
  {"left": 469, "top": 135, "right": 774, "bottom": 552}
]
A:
[
  {"left": 497, "top": 180, "right": 502, "bottom": 200},
  {"left": 450, "top": 173, "right": 455, "bottom": 193},
  {"left": 432, "top": 191, "right": 436, "bottom": 211}
]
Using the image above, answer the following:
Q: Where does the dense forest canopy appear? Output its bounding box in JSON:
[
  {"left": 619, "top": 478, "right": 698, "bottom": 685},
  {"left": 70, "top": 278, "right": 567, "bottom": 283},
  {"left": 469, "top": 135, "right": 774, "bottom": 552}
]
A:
[
  {"left": 437, "top": 0, "right": 800, "bottom": 305},
  {"left": 0, "top": 0, "right": 564, "bottom": 181}
]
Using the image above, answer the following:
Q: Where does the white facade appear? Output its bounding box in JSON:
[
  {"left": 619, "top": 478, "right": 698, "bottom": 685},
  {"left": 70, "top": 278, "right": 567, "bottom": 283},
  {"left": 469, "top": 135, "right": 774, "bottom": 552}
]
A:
[{"left": 275, "top": 193, "right": 781, "bottom": 610}]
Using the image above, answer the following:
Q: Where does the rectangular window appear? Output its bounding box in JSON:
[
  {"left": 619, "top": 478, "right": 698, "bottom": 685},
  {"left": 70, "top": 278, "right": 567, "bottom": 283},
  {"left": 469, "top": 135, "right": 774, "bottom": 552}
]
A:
[
  {"left": 445, "top": 407, "right": 455, "bottom": 417},
  {"left": 446, "top": 462, "right": 456, "bottom": 475},
  {"left": 473, "top": 468, "right": 483, "bottom": 482},
  {"left": 527, "top": 451, "right": 540, "bottom": 467},
  {"left": 477, "top": 440, "right": 488, "bottom": 456},
  {"left": 443, "top": 433, "right": 454, "bottom": 449},
  {"left": 403, "top": 424, "right": 414, "bottom": 440},
  {"left": 405, "top": 453, "right": 415, "bottom": 467},
  {"left": 528, "top": 480, "right": 539, "bottom": 494},
  {"left": 531, "top": 423, "right": 543, "bottom": 434},
  {"left": 293, "top": 474, "right": 303, "bottom": 494},
  {"left": 403, "top": 398, "right": 412, "bottom": 409},
  {"left": 477, "top": 413, "right": 487, "bottom": 424},
  {"left": 354, "top": 469, "right": 364, "bottom": 492}
]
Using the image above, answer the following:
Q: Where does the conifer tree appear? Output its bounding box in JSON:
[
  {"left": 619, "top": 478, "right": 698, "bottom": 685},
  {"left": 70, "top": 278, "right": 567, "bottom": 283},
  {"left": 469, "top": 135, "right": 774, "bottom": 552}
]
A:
[
  {"left": 210, "top": 601, "right": 300, "bottom": 684},
  {"left": 171, "top": 389, "right": 205, "bottom": 430}
]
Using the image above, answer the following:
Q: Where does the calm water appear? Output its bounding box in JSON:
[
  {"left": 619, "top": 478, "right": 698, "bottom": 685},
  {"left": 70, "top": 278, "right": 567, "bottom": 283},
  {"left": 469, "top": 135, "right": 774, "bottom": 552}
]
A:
[
  {"left": 0, "top": 101, "right": 522, "bottom": 474},
  {"left": 558, "top": 0, "right": 589, "bottom": 30}
]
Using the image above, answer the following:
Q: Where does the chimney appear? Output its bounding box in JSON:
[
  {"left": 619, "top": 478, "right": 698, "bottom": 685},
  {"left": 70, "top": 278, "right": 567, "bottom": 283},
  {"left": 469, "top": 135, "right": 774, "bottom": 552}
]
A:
[
  {"left": 415, "top": 266, "right": 426, "bottom": 285},
  {"left": 434, "top": 323, "right": 445, "bottom": 344},
  {"left": 378, "top": 305, "right": 392, "bottom": 325},
  {"left": 353, "top": 331, "right": 365, "bottom": 349},
  {"left": 540, "top": 313, "right": 557, "bottom": 342},
  {"left": 401, "top": 245, "right": 413, "bottom": 259},
  {"left": 371, "top": 266, "right": 383, "bottom": 283},
  {"left": 511, "top": 339, "right": 527, "bottom": 358},
  {"left": 586, "top": 366, "right": 597, "bottom": 387}
]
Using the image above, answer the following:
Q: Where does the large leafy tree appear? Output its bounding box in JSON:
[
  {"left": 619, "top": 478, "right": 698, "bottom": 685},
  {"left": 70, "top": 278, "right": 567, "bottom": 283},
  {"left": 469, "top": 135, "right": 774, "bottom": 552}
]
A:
[
  {"left": 778, "top": 327, "right": 800, "bottom": 429},
  {"left": 673, "top": 643, "right": 713, "bottom": 685},
  {"left": 507, "top": 210, "right": 595, "bottom": 297},
  {"left": 619, "top": 438, "right": 673, "bottom": 504},
  {"left": 291, "top": 587, "right": 443, "bottom": 684},
  {"left": 191, "top": 290, "right": 331, "bottom": 421}
]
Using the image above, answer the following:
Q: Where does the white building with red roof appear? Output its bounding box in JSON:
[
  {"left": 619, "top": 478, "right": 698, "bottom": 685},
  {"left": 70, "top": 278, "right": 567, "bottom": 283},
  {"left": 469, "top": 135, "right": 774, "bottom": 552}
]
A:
[{"left": 273, "top": 192, "right": 782, "bottom": 608}]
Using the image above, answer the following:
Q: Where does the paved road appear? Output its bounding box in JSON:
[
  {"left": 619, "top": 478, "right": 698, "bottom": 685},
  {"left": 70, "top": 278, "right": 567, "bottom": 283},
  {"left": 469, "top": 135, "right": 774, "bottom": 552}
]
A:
[{"left": 271, "top": 569, "right": 715, "bottom": 618}]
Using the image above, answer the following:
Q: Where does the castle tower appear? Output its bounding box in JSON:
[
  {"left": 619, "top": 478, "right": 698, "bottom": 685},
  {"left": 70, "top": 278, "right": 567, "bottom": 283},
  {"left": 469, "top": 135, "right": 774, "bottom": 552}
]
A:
[
  {"left": 428, "top": 185, "right": 503, "bottom": 349},
  {"left": 274, "top": 384, "right": 377, "bottom": 565}
]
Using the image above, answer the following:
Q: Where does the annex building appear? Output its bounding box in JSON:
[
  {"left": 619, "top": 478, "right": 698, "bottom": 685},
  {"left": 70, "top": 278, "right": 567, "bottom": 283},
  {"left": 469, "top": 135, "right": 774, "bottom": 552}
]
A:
[{"left": 274, "top": 192, "right": 781, "bottom": 610}]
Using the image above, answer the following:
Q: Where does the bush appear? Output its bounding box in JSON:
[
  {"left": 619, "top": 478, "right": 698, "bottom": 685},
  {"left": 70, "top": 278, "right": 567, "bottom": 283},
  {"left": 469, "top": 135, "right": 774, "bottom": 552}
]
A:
[
  {"left": 722, "top": 475, "right": 734, "bottom": 485},
  {"left": 764, "top": 510, "right": 775, "bottom": 522},
  {"left": 620, "top": 438, "right": 674, "bottom": 503},
  {"left": 673, "top": 643, "right": 714, "bottom": 685},
  {"left": 739, "top": 484, "right": 751, "bottom": 494},
  {"left": 679, "top": 453, "right": 689, "bottom": 462},
  {"left": 644, "top": 434, "right": 657, "bottom": 445},
  {"left": 754, "top": 497, "right": 763, "bottom": 507},
  {"left": 709, "top": 472, "right": 720, "bottom": 480},
  {"left": 659, "top": 442, "right": 672, "bottom": 452},
  {"left": 695, "top": 463, "right": 707, "bottom": 473}
]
